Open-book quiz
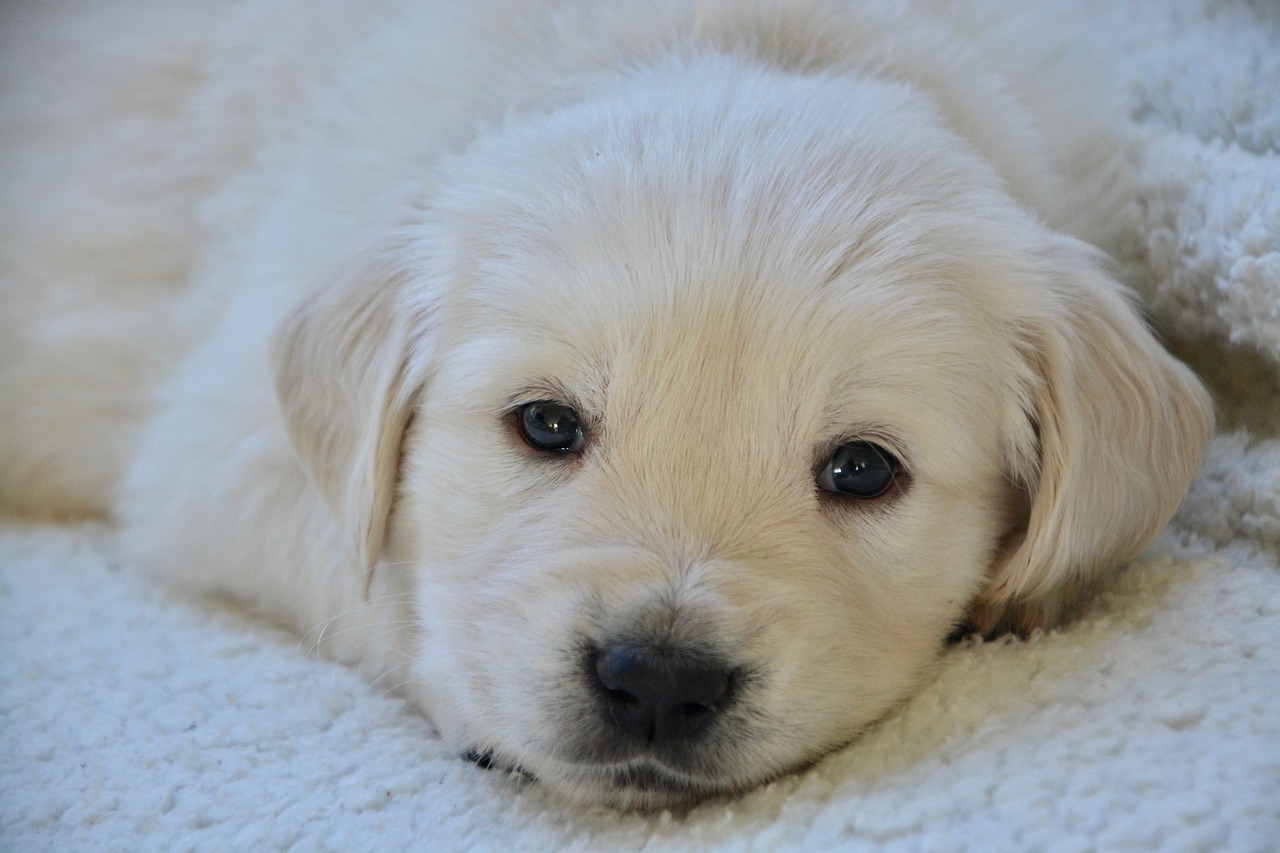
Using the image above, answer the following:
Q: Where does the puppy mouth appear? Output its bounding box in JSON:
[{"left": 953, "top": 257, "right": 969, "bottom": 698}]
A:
[
  {"left": 462, "top": 746, "right": 735, "bottom": 808},
  {"left": 461, "top": 747, "right": 504, "bottom": 771},
  {"left": 599, "top": 760, "right": 728, "bottom": 798}
]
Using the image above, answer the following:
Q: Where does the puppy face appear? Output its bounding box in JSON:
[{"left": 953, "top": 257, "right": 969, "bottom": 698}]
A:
[
  {"left": 400, "top": 270, "right": 1015, "bottom": 805},
  {"left": 275, "top": 62, "right": 1211, "bottom": 808}
]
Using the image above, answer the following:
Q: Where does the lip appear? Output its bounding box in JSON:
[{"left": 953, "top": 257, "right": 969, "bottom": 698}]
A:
[
  {"left": 604, "top": 760, "right": 710, "bottom": 792},
  {"left": 569, "top": 756, "right": 741, "bottom": 809},
  {"left": 467, "top": 746, "right": 719, "bottom": 793},
  {"left": 463, "top": 744, "right": 726, "bottom": 808}
]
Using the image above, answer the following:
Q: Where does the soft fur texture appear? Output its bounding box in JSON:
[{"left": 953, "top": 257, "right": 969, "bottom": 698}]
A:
[{"left": 1, "top": 0, "right": 1215, "bottom": 809}]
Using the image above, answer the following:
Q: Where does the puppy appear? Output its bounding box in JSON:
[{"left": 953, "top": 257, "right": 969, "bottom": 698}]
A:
[{"left": 0, "top": 0, "right": 1212, "bottom": 809}]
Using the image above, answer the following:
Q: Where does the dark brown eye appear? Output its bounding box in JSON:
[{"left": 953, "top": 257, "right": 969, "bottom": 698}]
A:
[
  {"left": 517, "top": 400, "right": 584, "bottom": 453},
  {"left": 818, "top": 441, "right": 897, "bottom": 499}
]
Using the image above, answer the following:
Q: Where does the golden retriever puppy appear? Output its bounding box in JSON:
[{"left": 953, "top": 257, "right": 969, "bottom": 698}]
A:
[{"left": 0, "top": 0, "right": 1212, "bottom": 808}]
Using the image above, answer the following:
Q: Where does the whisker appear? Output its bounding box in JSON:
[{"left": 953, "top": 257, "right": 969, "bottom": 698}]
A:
[
  {"left": 374, "top": 674, "right": 429, "bottom": 699},
  {"left": 297, "top": 591, "right": 419, "bottom": 653},
  {"left": 312, "top": 632, "right": 413, "bottom": 661},
  {"left": 339, "top": 623, "right": 421, "bottom": 661},
  {"left": 305, "top": 619, "right": 418, "bottom": 653}
]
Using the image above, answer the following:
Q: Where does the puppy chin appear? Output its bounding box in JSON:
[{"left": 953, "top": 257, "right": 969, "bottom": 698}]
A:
[
  {"left": 546, "top": 761, "right": 744, "bottom": 812},
  {"left": 460, "top": 746, "right": 756, "bottom": 812}
]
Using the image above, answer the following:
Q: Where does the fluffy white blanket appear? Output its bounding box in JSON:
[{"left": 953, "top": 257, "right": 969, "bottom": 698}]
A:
[{"left": 2, "top": 1, "right": 1277, "bottom": 850}]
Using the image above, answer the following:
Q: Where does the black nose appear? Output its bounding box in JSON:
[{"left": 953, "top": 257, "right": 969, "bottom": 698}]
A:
[{"left": 592, "top": 642, "right": 735, "bottom": 743}]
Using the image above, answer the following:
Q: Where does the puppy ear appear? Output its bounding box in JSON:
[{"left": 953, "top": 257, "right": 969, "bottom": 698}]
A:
[
  {"left": 271, "top": 234, "right": 427, "bottom": 583},
  {"left": 973, "top": 241, "right": 1213, "bottom": 635}
]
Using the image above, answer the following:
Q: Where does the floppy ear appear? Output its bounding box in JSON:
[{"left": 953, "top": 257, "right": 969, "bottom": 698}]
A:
[
  {"left": 972, "top": 241, "right": 1214, "bottom": 635},
  {"left": 271, "top": 234, "right": 429, "bottom": 584}
]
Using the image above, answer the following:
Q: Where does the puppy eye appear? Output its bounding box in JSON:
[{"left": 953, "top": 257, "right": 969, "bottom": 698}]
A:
[
  {"left": 819, "top": 441, "right": 898, "bottom": 499},
  {"left": 517, "top": 400, "right": 585, "bottom": 453}
]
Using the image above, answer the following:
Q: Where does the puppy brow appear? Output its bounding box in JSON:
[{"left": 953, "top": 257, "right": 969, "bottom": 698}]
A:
[
  {"left": 502, "top": 380, "right": 582, "bottom": 411},
  {"left": 816, "top": 426, "right": 909, "bottom": 462},
  {"left": 501, "top": 361, "right": 611, "bottom": 420}
]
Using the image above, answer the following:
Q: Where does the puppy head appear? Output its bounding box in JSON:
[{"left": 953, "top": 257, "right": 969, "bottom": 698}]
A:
[{"left": 273, "top": 61, "right": 1211, "bottom": 808}]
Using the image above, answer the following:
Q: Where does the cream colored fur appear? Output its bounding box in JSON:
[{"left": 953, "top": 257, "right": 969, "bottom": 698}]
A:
[{"left": 0, "top": 0, "right": 1212, "bottom": 808}]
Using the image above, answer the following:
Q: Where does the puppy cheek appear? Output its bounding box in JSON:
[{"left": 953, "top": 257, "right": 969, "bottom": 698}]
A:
[
  {"left": 794, "top": 500, "right": 1003, "bottom": 704},
  {"left": 387, "top": 438, "right": 514, "bottom": 746},
  {"left": 400, "top": 509, "right": 595, "bottom": 755}
]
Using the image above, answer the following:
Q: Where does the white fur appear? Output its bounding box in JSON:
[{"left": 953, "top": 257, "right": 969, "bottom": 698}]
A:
[{"left": 0, "top": 0, "right": 1212, "bottom": 808}]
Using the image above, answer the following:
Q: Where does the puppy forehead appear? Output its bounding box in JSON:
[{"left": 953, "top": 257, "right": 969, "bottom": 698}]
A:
[
  {"left": 432, "top": 62, "right": 1029, "bottom": 439},
  {"left": 445, "top": 253, "right": 1005, "bottom": 440},
  {"left": 440, "top": 262, "right": 1016, "bottom": 458}
]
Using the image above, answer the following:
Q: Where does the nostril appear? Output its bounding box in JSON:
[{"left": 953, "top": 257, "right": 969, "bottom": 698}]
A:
[{"left": 591, "top": 641, "right": 735, "bottom": 743}]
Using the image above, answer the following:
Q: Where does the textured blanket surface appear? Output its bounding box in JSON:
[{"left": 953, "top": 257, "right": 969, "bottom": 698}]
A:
[{"left": 2, "top": 1, "right": 1278, "bottom": 850}]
